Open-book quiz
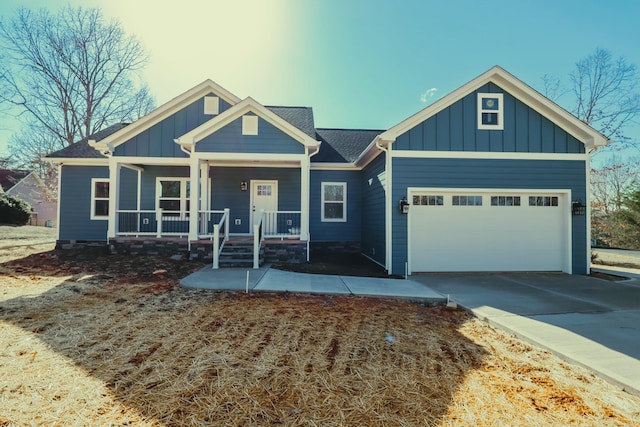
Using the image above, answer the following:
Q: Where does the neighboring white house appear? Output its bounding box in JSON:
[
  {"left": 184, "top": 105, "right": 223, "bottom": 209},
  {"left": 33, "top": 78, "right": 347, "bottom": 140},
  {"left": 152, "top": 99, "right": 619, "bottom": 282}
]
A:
[{"left": 0, "top": 169, "right": 57, "bottom": 227}]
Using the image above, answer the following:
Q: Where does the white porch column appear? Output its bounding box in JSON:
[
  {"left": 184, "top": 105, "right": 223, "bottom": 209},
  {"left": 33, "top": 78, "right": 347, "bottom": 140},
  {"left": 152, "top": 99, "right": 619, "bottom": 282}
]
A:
[
  {"left": 200, "top": 161, "right": 210, "bottom": 212},
  {"left": 107, "top": 160, "right": 121, "bottom": 239},
  {"left": 300, "top": 155, "right": 310, "bottom": 240},
  {"left": 188, "top": 157, "right": 200, "bottom": 241}
]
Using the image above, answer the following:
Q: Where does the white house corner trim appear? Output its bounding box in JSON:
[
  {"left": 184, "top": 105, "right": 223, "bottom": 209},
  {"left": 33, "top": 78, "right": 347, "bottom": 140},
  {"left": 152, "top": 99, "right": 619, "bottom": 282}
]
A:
[
  {"left": 585, "top": 152, "right": 591, "bottom": 274},
  {"left": 56, "top": 164, "right": 62, "bottom": 241},
  {"left": 385, "top": 146, "right": 393, "bottom": 273},
  {"left": 188, "top": 159, "right": 201, "bottom": 242},
  {"left": 107, "top": 161, "right": 121, "bottom": 240}
]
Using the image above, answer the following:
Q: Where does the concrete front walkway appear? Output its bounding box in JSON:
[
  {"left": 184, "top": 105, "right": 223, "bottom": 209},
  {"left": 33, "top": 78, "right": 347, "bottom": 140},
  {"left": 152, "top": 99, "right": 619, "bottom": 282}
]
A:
[{"left": 180, "top": 265, "right": 445, "bottom": 303}]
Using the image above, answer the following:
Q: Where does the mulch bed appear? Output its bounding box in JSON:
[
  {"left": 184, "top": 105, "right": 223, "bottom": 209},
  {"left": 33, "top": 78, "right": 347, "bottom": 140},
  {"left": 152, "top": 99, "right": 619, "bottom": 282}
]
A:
[{"left": 272, "top": 252, "right": 392, "bottom": 278}]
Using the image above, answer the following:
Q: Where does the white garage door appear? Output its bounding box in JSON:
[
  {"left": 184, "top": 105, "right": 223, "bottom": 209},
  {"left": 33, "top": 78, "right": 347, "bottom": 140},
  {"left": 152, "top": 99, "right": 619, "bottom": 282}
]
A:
[{"left": 409, "top": 191, "right": 568, "bottom": 273}]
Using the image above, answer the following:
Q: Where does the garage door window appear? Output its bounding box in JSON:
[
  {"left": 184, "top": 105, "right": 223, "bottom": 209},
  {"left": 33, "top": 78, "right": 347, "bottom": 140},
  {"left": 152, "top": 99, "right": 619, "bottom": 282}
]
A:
[
  {"left": 413, "top": 195, "right": 443, "bottom": 206},
  {"left": 490, "top": 195, "right": 521, "bottom": 206},
  {"left": 529, "top": 196, "right": 558, "bottom": 207},
  {"left": 452, "top": 195, "right": 482, "bottom": 206}
]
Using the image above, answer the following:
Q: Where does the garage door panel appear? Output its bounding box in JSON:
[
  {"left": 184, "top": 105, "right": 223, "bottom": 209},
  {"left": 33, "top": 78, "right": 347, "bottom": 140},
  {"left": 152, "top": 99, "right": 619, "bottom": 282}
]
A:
[{"left": 410, "top": 191, "right": 566, "bottom": 272}]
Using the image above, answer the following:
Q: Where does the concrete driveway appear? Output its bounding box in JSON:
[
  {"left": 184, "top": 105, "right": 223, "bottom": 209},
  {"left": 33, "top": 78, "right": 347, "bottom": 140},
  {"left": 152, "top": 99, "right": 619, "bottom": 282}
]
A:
[{"left": 411, "top": 272, "right": 640, "bottom": 395}]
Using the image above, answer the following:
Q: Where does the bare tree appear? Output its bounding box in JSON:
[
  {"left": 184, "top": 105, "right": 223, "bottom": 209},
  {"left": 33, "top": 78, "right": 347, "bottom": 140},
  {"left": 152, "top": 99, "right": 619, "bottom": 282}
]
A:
[
  {"left": 540, "top": 49, "right": 640, "bottom": 150},
  {"left": 591, "top": 155, "right": 639, "bottom": 215},
  {"left": 570, "top": 48, "right": 640, "bottom": 147},
  {"left": 0, "top": 5, "right": 154, "bottom": 152}
]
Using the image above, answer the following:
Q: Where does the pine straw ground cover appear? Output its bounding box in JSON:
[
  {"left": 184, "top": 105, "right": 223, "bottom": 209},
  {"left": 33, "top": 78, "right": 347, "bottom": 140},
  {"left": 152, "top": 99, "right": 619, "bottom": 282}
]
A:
[{"left": 0, "top": 231, "right": 639, "bottom": 425}]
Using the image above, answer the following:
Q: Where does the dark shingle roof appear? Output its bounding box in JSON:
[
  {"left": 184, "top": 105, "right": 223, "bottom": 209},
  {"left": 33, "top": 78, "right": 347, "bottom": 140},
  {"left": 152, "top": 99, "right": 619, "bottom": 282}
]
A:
[
  {"left": 314, "top": 128, "right": 383, "bottom": 163},
  {"left": 266, "top": 106, "right": 316, "bottom": 138},
  {"left": 0, "top": 169, "right": 31, "bottom": 192},
  {"left": 46, "top": 123, "right": 130, "bottom": 159}
]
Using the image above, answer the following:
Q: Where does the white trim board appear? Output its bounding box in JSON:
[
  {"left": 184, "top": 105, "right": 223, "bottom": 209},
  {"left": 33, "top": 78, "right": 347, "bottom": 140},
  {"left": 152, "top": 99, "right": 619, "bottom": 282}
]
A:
[{"left": 391, "top": 150, "right": 587, "bottom": 161}]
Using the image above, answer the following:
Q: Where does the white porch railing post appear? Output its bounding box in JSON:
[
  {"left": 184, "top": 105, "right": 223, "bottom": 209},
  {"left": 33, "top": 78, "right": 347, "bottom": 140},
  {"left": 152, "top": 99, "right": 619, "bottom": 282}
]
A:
[
  {"left": 156, "top": 208, "right": 163, "bottom": 238},
  {"left": 212, "top": 224, "right": 220, "bottom": 269},
  {"left": 253, "top": 223, "right": 260, "bottom": 269},
  {"left": 224, "top": 208, "right": 230, "bottom": 241}
]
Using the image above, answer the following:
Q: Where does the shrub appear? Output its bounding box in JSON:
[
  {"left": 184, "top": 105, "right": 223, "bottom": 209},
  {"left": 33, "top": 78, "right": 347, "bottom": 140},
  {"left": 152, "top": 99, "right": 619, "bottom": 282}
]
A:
[{"left": 0, "top": 194, "right": 32, "bottom": 225}]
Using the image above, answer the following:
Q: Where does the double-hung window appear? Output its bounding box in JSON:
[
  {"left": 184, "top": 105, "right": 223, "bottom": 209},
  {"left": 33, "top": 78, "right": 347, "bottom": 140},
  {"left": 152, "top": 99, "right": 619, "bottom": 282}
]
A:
[
  {"left": 321, "top": 182, "right": 346, "bottom": 222},
  {"left": 157, "top": 178, "right": 190, "bottom": 217},
  {"left": 90, "top": 178, "right": 110, "bottom": 220},
  {"left": 477, "top": 93, "right": 504, "bottom": 130}
]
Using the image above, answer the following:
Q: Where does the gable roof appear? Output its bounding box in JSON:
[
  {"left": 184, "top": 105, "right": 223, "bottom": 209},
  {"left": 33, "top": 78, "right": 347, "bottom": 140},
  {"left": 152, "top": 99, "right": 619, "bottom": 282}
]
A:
[
  {"left": 315, "top": 129, "right": 383, "bottom": 163},
  {"left": 378, "top": 66, "right": 609, "bottom": 149},
  {"left": 90, "top": 79, "right": 241, "bottom": 153},
  {"left": 45, "top": 123, "right": 129, "bottom": 159},
  {"left": 0, "top": 169, "right": 31, "bottom": 192},
  {"left": 175, "top": 97, "right": 320, "bottom": 148}
]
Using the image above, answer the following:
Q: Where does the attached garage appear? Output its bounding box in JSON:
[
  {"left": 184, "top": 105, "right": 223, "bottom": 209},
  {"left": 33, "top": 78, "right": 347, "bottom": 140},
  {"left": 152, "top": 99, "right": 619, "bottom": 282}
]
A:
[{"left": 408, "top": 189, "right": 571, "bottom": 273}]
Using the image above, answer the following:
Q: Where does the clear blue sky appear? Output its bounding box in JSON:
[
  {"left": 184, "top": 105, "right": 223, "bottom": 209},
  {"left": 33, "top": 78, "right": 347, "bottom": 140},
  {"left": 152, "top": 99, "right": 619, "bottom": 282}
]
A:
[{"left": 1, "top": 0, "right": 639, "bottom": 162}]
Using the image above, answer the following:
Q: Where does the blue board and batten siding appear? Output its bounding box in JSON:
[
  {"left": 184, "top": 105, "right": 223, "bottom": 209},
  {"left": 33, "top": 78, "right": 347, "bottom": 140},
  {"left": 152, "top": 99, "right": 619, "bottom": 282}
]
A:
[
  {"left": 309, "top": 170, "right": 362, "bottom": 242},
  {"left": 390, "top": 158, "right": 587, "bottom": 275},
  {"left": 361, "top": 154, "right": 386, "bottom": 265},
  {"left": 210, "top": 167, "right": 301, "bottom": 234},
  {"left": 113, "top": 93, "right": 232, "bottom": 158},
  {"left": 394, "top": 83, "right": 585, "bottom": 154},
  {"left": 59, "top": 166, "right": 109, "bottom": 240},
  {"left": 195, "top": 117, "right": 305, "bottom": 154}
]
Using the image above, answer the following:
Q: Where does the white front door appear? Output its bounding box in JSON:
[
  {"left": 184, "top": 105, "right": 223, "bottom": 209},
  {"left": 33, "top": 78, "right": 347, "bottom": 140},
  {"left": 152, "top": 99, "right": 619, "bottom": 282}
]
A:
[{"left": 250, "top": 180, "right": 278, "bottom": 233}]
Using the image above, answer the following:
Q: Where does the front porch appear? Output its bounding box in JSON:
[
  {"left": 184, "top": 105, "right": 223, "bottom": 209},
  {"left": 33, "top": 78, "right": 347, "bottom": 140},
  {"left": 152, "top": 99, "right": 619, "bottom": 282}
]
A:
[{"left": 110, "top": 208, "right": 307, "bottom": 268}]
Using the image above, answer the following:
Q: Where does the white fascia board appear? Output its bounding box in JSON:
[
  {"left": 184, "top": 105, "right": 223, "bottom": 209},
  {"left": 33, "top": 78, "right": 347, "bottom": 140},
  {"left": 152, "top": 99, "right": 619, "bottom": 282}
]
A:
[
  {"left": 310, "top": 163, "right": 362, "bottom": 171},
  {"left": 111, "top": 156, "right": 191, "bottom": 166},
  {"left": 176, "top": 97, "right": 320, "bottom": 148},
  {"left": 380, "top": 66, "right": 609, "bottom": 149},
  {"left": 192, "top": 152, "right": 306, "bottom": 162},
  {"left": 41, "top": 157, "right": 109, "bottom": 165},
  {"left": 391, "top": 150, "right": 588, "bottom": 161},
  {"left": 97, "top": 80, "right": 241, "bottom": 151}
]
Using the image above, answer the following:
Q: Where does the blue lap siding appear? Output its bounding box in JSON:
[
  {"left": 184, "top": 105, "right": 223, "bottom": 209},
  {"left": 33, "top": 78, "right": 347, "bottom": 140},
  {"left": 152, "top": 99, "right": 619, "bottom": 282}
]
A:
[
  {"left": 58, "top": 166, "right": 109, "bottom": 240},
  {"left": 361, "top": 154, "right": 386, "bottom": 265},
  {"left": 309, "top": 170, "right": 362, "bottom": 242},
  {"left": 210, "top": 167, "right": 301, "bottom": 234},
  {"left": 195, "top": 117, "right": 305, "bottom": 154},
  {"left": 390, "top": 157, "right": 587, "bottom": 276}
]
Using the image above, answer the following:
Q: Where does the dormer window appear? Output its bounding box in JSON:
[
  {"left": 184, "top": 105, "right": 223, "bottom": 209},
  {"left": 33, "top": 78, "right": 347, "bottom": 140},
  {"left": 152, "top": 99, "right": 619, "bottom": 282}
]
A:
[{"left": 477, "top": 93, "right": 503, "bottom": 130}]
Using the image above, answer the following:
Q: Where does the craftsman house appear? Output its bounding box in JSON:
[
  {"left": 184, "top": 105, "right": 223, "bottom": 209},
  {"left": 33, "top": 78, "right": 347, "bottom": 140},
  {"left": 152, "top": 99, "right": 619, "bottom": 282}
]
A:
[{"left": 45, "top": 66, "right": 607, "bottom": 275}]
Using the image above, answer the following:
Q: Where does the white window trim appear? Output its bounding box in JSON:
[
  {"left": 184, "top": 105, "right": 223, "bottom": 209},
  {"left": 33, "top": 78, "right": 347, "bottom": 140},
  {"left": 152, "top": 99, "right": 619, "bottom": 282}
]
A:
[
  {"left": 242, "top": 115, "right": 259, "bottom": 135},
  {"left": 90, "top": 178, "right": 110, "bottom": 220},
  {"left": 477, "top": 93, "right": 504, "bottom": 130},
  {"left": 156, "top": 177, "right": 190, "bottom": 217},
  {"left": 321, "top": 182, "right": 347, "bottom": 222}
]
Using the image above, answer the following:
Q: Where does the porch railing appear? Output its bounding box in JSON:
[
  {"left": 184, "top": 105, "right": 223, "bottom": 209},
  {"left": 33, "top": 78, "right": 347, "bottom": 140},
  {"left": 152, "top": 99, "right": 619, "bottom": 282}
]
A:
[
  {"left": 116, "top": 209, "right": 232, "bottom": 238},
  {"left": 116, "top": 209, "right": 190, "bottom": 237},
  {"left": 212, "top": 209, "right": 230, "bottom": 269},
  {"left": 198, "top": 210, "right": 228, "bottom": 238},
  {"left": 262, "top": 211, "right": 301, "bottom": 238},
  {"left": 253, "top": 210, "right": 265, "bottom": 269}
]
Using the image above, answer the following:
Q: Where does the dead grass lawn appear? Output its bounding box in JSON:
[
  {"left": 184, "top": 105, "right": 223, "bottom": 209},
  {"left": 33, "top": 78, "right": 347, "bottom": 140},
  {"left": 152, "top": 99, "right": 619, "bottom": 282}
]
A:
[{"left": 0, "top": 227, "right": 639, "bottom": 426}]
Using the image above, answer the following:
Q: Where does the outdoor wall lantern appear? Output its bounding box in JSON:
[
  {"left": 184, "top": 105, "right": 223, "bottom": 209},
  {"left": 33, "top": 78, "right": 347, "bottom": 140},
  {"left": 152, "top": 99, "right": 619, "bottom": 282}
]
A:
[
  {"left": 399, "top": 196, "right": 410, "bottom": 214},
  {"left": 572, "top": 199, "right": 586, "bottom": 216},
  {"left": 240, "top": 181, "right": 247, "bottom": 191}
]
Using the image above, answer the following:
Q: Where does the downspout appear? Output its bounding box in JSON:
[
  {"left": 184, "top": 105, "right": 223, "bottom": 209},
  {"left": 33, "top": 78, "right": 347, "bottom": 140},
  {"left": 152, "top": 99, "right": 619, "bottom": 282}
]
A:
[
  {"left": 306, "top": 143, "right": 321, "bottom": 262},
  {"left": 375, "top": 137, "right": 393, "bottom": 273}
]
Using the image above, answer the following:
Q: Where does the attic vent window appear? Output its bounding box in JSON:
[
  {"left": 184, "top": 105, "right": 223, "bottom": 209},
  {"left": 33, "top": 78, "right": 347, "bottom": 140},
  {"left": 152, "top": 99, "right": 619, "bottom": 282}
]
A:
[
  {"left": 477, "top": 93, "right": 503, "bottom": 130},
  {"left": 242, "top": 115, "right": 259, "bottom": 135},
  {"left": 204, "top": 96, "right": 220, "bottom": 115}
]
